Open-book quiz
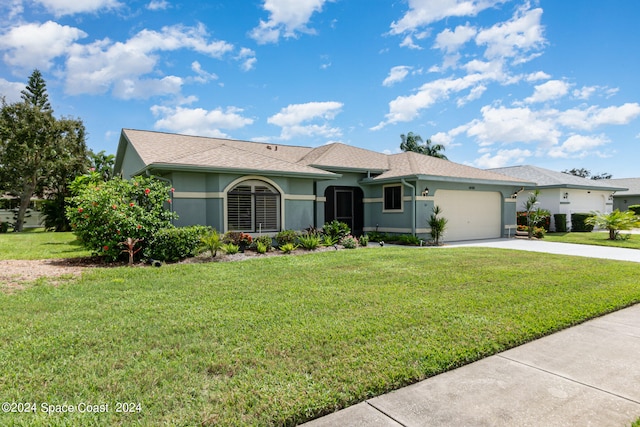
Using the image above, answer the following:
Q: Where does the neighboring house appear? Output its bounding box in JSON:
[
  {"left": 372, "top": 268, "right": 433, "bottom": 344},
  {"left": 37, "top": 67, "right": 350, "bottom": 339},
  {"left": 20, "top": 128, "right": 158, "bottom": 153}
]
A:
[
  {"left": 489, "top": 165, "right": 627, "bottom": 231},
  {"left": 603, "top": 178, "right": 640, "bottom": 211},
  {"left": 0, "top": 195, "right": 44, "bottom": 229},
  {"left": 114, "top": 129, "right": 531, "bottom": 242}
]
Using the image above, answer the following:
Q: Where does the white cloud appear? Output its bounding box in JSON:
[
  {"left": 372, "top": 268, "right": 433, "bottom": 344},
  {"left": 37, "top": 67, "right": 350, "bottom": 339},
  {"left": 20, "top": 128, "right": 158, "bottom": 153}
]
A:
[
  {"left": 146, "top": 0, "right": 169, "bottom": 10},
  {"left": 572, "top": 86, "right": 598, "bottom": 100},
  {"left": 556, "top": 103, "right": 640, "bottom": 131},
  {"left": 0, "top": 77, "right": 23, "bottom": 102},
  {"left": 64, "top": 24, "right": 234, "bottom": 97},
  {"left": 236, "top": 47, "right": 257, "bottom": 71},
  {"left": 475, "top": 4, "right": 545, "bottom": 62},
  {"left": 548, "top": 134, "right": 610, "bottom": 158},
  {"left": 113, "top": 76, "right": 183, "bottom": 99},
  {"left": 372, "top": 73, "right": 489, "bottom": 129},
  {"left": 34, "top": 0, "right": 121, "bottom": 16},
  {"left": 390, "top": 0, "right": 506, "bottom": 35},
  {"left": 434, "top": 24, "right": 477, "bottom": 53},
  {"left": 268, "top": 101, "right": 343, "bottom": 140},
  {"left": 0, "top": 21, "right": 87, "bottom": 70},
  {"left": 151, "top": 105, "right": 254, "bottom": 137},
  {"left": 473, "top": 148, "right": 532, "bottom": 168},
  {"left": 525, "top": 71, "right": 551, "bottom": 81},
  {"left": 466, "top": 105, "right": 561, "bottom": 147},
  {"left": 190, "top": 61, "right": 218, "bottom": 83},
  {"left": 250, "top": 0, "right": 329, "bottom": 44},
  {"left": 383, "top": 66, "right": 412, "bottom": 87},
  {"left": 524, "top": 79, "right": 570, "bottom": 103}
]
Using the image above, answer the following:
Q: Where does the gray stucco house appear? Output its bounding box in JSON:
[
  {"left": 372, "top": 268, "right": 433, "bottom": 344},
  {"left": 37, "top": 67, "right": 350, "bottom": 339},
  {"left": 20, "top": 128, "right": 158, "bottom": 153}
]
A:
[{"left": 114, "top": 129, "right": 531, "bottom": 242}]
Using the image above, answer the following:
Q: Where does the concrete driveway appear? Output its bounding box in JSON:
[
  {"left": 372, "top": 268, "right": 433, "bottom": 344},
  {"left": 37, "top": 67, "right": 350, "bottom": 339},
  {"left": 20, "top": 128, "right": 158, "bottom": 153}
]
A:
[{"left": 447, "top": 238, "right": 640, "bottom": 263}]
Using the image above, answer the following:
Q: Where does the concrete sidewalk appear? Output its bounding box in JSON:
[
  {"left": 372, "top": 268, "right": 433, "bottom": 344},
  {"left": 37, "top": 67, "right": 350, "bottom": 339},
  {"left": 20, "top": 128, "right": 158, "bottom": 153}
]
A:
[{"left": 303, "top": 241, "right": 640, "bottom": 426}]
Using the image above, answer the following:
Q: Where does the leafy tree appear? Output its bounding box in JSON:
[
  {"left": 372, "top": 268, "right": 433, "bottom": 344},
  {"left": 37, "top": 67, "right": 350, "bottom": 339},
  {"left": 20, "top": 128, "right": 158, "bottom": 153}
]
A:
[
  {"left": 585, "top": 210, "right": 640, "bottom": 240},
  {"left": 562, "top": 168, "right": 612, "bottom": 180},
  {"left": 89, "top": 150, "right": 115, "bottom": 181},
  {"left": 400, "top": 132, "right": 448, "bottom": 159},
  {"left": 0, "top": 70, "right": 88, "bottom": 232},
  {"left": 66, "top": 174, "right": 177, "bottom": 261}
]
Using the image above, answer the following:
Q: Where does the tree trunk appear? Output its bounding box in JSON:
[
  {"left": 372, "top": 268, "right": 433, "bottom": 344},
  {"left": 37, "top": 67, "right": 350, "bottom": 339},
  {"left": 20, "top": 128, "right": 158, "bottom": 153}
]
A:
[
  {"left": 15, "top": 181, "right": 36, "bottom": 232},
  {"left": 609, "top": 229, "right": 616, "bottom": 240}
]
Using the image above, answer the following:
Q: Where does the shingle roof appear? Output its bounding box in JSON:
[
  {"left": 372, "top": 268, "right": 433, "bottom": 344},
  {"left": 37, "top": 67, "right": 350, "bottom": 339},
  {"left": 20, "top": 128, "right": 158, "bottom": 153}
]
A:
[
  {"left": 299, "top": 143, "right": 389, "bottom": 171},
  {"left": 375, "top": 152, "right": 528, "bottom": 183},
  {"left": 118, "top": 129, "right": 530, "bottom": 184},
  {"left": 604, "top": 178, "right": 640, "bottom": 195},
  {"left": 489, "top": 165, "right": 627, "bottom": 191},
  {"left": 120, "top": 129, "right": 334, "bottom": 178}
]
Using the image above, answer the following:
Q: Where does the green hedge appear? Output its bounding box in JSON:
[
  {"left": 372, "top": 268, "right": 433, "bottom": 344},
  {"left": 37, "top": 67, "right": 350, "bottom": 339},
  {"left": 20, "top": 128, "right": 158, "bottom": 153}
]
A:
[
  {"left": 570, "top": 213, "right": 595, "bottom": 232},
  {"left": 629, "top": 205, "right": 640, "bottom": 215},
  {"left": 144, "top": 225, "right": 210, "bottom": 262},
  {"left": 553, "top": 213, "right": 567, "bottom": 232}
]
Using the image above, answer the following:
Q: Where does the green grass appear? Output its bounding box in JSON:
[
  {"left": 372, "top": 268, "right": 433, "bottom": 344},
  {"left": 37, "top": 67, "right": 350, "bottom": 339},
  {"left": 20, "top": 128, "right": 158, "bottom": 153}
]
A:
[
  {"left": 0, "top": 230, "right": 91, "bottom": 260},
  {"left": 1, "top": 247, "right": 639, "bottom": 425},
  {"left": 545, "top": 231, "right": 640, "bottom": 249}
]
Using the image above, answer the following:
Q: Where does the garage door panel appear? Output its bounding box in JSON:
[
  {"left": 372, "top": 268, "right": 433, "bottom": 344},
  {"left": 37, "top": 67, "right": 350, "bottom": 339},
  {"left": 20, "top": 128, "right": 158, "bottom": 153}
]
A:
[{"left": 433, "top": 190, "right": 501, "bottom": 241}]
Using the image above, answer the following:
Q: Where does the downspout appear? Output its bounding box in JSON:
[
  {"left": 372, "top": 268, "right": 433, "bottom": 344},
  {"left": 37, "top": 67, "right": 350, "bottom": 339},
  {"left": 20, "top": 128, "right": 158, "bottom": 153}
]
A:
[{"left": 401, "top": 179, "right": 416, "bottom": 236}]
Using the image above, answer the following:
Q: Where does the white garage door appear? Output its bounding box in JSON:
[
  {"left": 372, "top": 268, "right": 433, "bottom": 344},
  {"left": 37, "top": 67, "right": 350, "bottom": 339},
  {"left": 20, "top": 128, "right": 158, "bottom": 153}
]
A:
[{"left": 433, "top": 190, "right": 502, "bottom": 242}]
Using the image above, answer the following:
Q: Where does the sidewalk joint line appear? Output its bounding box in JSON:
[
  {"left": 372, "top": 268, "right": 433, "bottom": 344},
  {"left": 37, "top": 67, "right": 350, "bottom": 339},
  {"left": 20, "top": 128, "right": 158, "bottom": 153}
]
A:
[
  {"left": 366, "top": 400, "right": 409, "bottom": 427},
  {"left": 497, "top": 355, "right": 640, "bottom": 406}
]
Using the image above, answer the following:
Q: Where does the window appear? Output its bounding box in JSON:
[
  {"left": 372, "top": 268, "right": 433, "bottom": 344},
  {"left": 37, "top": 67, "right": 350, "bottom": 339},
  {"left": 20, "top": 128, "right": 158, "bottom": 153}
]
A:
[
  {"left": 383, "top": 185, "right": 402, "bottom": 211},
  {"left": 228, "top": 180, "right": 280, "bottom": 232}
]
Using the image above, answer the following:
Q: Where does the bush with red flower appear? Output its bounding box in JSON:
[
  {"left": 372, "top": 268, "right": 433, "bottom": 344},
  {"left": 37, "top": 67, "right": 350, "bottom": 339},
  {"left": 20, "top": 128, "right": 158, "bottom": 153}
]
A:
[{"left": 66, "top": 174, "right": 177, "bottom": 261}]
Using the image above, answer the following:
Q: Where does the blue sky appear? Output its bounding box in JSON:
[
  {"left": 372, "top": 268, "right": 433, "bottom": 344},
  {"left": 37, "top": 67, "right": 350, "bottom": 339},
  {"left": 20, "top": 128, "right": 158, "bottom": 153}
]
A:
[{"left": 1, "top": 0, "right": 639, "bottom": 177}]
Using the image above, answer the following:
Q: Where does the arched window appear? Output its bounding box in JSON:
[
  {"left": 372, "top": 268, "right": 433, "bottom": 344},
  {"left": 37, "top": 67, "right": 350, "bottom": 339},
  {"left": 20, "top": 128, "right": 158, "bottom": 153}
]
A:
[{"left": 227, "top": 180, "right": 280, "bottom": 232}]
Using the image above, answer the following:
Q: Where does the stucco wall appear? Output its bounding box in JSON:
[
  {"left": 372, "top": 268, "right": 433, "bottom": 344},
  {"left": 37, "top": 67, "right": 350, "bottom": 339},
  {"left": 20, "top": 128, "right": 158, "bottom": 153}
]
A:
[{"left": 614, "top": 195, "right": 640, "bottom": 211}]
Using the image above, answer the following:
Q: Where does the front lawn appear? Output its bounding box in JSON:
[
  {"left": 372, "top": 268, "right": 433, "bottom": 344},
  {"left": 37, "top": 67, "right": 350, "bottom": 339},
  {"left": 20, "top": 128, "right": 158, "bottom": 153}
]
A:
[
  {"left": 1, "top": 247, "right": 639, "bottom": 425},
  {"left": 545, "top": 231, "right": 640, "bottom": 249},
  {"left": 0, "top": 229, "right": 91, "bottom": 260}
]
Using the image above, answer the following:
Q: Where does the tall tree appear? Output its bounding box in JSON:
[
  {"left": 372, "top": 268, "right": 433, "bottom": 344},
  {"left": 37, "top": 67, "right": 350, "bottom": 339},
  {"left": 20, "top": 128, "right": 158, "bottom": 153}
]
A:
[
  {"left": 400, "top": 132, "right": 448, "bottom": 159},
  {"left": 89, "top": 150, "right": 115, "bottom": 182},
  {"left": 20, "top": 69, "right": 52, "bottom": 112},
  {"left": 0, "top": 70, "right": 87, "bottom": 232}
]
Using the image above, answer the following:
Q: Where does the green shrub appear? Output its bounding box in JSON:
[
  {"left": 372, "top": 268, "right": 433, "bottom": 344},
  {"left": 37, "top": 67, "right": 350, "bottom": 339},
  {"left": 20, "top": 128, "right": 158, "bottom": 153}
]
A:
[
  {"left": 145, "top": 225, "right": 209, "bottom": 262},
  {"left": 629, "top": 205, "right": 640, "bottom": 216},
  {"left": 254, "top": 235, "right": 273, "bottom": 252},
  {"left": 223, "top": 243, "right": 239, "bottom": 254},
  {"left": 553, "top": 213, "right": 567, "bottom": 232},
  {"left": 255, "top": 240, "right": 268, "bottom": 254},
  {"left": 66, "top": 175, "right": 177, "bottom": 261},
  {"left": 340, "top": 234, "right": 358, "bottom": 249},
  {"left": 279, "top": 242, "right": 297, "bottom": 253},
  {"left": 275, "top": 229, "right": 298, "bottom": 247},
  {"left": 320, "top": 234, "right": 337, "bottom": 246},
  {"left": 398, "top": 234, "right": 420, "bottom": 245},
  {"left": 571, "top": 213, "right": 595, "bottom": 232},
  {"left": 0, "top": 222, "right": 8, "bottom": 233},
  {"left": 322, "top": 220, "right": 350, "bottom": 241},
  {"left": 358, "top": 235, "right": 369, "bottom": 246},
  {"left": 365, "top": 231, "right": 388, "bottom": 242},
  {"left": 298, "top": 234, "right": 321, "bottom": 250},
  {"left": 200, "top": 229, "right": 223, "bottom": 258}
]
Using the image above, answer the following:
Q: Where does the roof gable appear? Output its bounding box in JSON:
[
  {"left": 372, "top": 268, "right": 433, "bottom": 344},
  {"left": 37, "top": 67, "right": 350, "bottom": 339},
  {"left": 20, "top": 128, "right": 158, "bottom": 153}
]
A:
[{"left": 299, "top": 143, "right": 389, "bottom": 171}]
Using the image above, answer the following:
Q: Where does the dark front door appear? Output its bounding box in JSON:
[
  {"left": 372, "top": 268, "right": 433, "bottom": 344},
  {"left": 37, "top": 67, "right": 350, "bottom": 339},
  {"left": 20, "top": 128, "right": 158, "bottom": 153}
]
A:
[{"left": 324, "top": 186, "right": 364, "bottom": 235}]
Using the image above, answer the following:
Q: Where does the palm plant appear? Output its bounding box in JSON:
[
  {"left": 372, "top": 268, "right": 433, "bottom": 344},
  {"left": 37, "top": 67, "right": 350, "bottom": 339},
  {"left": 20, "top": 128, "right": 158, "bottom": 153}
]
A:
[
  {"left": 428, "top": 205, "right": 448, "bottom": 245},
  {"left": 400, "top": 132, "right": 448, "bottom": 159},
  {"left": 585, "top": 210, "right": 640, "bottom": 240}
]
